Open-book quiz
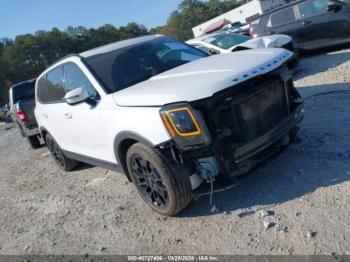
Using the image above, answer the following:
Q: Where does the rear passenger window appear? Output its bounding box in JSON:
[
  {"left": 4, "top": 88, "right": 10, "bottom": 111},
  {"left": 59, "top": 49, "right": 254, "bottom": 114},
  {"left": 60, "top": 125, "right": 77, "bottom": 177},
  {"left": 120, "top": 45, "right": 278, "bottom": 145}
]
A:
[
  {"left": 37, "top": 76, "right": 47, "bottom": 103},
  {"left": 46, "top": 67, "right": 65, "bottom": 103},
  {"left": 63, "top": 63, "right": 98, "bottom": 99},
  {"left": 269, "top": 7, "right": 295, "bottom": 26}
]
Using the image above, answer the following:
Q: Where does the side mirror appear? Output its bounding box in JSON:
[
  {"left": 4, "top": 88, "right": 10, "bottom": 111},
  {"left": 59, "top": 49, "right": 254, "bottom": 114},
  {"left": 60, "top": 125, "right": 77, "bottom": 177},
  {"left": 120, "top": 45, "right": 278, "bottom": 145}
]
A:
[
  {"left": 327, "top": 4, "right": 342, "bottom": 12},
  {"left": 64, "top": 87, "right": 90, "bottom": 105}
]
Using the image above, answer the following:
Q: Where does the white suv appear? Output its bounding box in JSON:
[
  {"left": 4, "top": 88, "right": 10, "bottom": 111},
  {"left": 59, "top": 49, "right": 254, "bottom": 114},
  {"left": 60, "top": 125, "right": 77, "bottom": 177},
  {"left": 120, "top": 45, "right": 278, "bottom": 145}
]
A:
[{"left": 35, "top": 35, "right": 303, "bottom": 216}]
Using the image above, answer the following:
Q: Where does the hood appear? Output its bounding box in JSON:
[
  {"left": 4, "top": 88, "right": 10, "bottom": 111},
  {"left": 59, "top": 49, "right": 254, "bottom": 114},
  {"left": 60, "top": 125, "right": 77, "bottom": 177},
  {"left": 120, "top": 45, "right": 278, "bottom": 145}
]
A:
[
  {"left": 112, "top": 48, "right": 293, "bottom": 107},
  {"left": 232, "top": 34, "right": 292, "bottom": 50}
]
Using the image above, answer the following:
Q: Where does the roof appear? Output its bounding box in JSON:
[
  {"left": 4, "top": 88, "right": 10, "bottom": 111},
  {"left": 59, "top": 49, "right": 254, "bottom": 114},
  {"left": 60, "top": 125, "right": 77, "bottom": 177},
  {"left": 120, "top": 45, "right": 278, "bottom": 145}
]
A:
[
  {"left": 203, "top": 19, "right": 231, "bottom": 35},
  {"left": 79, "top": 35, "right": 161, "bottom": 58}
]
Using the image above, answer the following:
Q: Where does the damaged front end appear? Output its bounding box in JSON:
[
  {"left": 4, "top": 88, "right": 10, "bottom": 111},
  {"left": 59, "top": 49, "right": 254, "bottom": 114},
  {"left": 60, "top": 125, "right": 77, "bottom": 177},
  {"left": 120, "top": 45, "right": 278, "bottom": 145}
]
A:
[{"left": 158, "top": 64, "right": 303, "bottom": 191}]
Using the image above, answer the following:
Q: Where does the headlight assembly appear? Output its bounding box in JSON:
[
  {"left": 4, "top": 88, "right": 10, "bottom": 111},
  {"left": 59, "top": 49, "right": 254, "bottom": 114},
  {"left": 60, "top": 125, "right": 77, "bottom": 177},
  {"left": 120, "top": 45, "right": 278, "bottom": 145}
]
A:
[{"left": 160, "top": 103, "right": 211, "bottom": 150}]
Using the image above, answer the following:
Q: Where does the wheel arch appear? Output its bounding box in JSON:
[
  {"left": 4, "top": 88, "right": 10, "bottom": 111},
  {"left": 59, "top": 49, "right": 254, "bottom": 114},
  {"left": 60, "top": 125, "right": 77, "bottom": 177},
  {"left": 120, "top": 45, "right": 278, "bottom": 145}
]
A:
[
  {"left": 114, "top": 131, "right": 155, "bottom": 182},
  {"left": 39, "top": 126, "right": 49, "bottom": 143}
]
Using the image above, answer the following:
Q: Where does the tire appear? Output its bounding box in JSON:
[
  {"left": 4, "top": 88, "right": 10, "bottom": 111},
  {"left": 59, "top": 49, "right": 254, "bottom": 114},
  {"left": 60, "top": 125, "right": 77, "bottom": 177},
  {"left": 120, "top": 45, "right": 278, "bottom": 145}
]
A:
[
  {"left": 45, "top": 133, "right": 79, "bottom": 171},
  {"left": 290, "top": 126, "right": 300, "bottom": 143},
  {"left": 27, "top": 135, "right": 41, "bottom": 149},
  {"left": 126, "top": 142, "right": 192, "bottom": 216}
]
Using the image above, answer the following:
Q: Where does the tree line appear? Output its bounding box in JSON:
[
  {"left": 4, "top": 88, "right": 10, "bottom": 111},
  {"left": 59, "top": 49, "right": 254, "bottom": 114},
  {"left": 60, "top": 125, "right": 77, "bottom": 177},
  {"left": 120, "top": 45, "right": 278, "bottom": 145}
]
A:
[{"left": 0, "top": 0, "right": 241, "bottom": 104}]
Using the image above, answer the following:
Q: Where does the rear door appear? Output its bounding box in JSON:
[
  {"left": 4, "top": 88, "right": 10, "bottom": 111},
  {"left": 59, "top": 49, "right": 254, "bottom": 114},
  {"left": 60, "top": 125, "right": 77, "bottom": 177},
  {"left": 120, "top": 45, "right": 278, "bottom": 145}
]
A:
[
  {"left": 295, "top": 0, "right": 350, "bottom": 49},
  {"left": 37, "top": 66, "right": 73, "bottom": 150},
  {"left": 267, "top": 6, "right": 303, "bottom": 41}
]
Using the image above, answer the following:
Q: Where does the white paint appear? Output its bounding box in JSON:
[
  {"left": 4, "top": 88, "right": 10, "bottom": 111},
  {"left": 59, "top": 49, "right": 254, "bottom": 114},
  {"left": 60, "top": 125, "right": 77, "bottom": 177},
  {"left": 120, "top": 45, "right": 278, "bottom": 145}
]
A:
[
  {"left": 112, "top": 48, "right": 292, "bottom": 106},
  {"left": 187, "top": 33, "right": 292, "bottom": 54},
  {"left": 35, "top": 40, "right": 291, "bottom": 165}
]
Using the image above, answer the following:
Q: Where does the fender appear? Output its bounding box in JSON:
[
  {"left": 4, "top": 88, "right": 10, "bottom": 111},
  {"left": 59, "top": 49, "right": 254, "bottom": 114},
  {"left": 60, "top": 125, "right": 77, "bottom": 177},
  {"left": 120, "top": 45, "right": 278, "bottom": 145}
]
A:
[{"left": 114, "top": 131, "right": 155, "bottom": 181}]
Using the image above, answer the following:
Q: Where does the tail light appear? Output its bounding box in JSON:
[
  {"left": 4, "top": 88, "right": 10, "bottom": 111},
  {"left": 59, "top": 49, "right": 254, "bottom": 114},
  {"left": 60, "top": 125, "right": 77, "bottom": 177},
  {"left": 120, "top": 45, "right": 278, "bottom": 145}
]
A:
[
  {"left": 16, "top": 109, "right": 29, "bottom": 125},
  {"left": 248, "top": 23, "right": 253, "bottom": 37}
]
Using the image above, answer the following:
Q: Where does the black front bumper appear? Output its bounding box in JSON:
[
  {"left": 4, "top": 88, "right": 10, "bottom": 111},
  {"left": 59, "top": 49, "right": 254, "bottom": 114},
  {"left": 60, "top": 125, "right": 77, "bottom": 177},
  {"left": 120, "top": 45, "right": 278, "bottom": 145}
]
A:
[
  {"left": 192, "top": 104, "right": 303, "bottom": 196},
  {"left": 220, "top": 103, "right": 303, "bottom": 178},
  {"left": 233, "top": 103, "right": 303, "bottom": 162},
  {"left": 184, "top": 70, "right": 303, "bottom": 180}
]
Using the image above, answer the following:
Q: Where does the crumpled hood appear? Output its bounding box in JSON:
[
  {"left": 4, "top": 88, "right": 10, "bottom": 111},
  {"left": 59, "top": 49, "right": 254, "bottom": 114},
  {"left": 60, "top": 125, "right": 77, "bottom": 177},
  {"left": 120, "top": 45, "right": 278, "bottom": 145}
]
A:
[
  {"left": 232, "top": 34, "right": 292, "bottom": 50},
  {"left": 112, "top": 48, "right": 293, "bottom": 107}
]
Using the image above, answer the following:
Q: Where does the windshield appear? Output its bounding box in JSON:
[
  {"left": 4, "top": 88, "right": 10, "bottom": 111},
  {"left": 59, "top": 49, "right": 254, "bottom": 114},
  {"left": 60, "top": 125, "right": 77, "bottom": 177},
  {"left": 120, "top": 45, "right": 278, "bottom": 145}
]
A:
[
  {"left": 203, "top": 32, "right": 250, "bottom": 50},
  {"left": 12, "top": 81, "right": 35, "bottom": 104},
  {"left": 85, "top": 37, "right": 208, "bottom": 93}
]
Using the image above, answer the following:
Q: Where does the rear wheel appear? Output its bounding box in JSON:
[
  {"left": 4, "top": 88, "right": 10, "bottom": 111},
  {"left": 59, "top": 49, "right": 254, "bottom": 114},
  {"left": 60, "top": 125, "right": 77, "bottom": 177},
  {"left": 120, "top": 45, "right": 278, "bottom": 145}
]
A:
[
  {"left": 46, "top": 133, "right": 79, "bottom": 171},
  {"left": 126, "top": 143, "right": 192, "bottom": 216},
  {"left": 27, "top": 135, "right": 41, "bottom": 149}
]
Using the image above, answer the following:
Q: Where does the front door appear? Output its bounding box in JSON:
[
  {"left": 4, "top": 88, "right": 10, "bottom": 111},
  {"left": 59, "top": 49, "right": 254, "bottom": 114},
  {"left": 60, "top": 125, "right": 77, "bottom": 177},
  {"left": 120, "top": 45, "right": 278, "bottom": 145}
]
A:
[
  {"left": 61, "top": 63, "right": 111, "bottom": 162},
  {"left": 295, "top": 0, "right": 350, "bottom": 49}
]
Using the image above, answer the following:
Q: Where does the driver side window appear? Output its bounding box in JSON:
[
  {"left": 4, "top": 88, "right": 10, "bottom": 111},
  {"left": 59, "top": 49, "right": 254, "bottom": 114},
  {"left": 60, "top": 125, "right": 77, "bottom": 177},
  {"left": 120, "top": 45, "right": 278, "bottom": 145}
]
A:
[
  {"left": 296, "top": 0, "right": 332, "bottom": 18},
  {"left": 63, "top": 63, "right": 98, "bottom": 99}
]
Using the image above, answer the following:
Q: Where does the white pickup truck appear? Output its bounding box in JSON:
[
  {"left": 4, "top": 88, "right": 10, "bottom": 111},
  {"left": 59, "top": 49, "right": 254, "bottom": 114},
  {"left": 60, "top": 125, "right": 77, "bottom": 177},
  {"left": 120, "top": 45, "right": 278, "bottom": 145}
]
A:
[{"left": 35, "top": 35, "right": 303, "bottom": 216}]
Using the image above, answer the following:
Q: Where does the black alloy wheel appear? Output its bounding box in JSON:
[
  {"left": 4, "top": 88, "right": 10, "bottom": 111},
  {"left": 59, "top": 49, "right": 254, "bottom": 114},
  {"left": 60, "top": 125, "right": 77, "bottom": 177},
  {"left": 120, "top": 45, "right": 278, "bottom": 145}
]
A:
[
  {"left": 126, "top": 142, "right": 192, "bottom": 216},
  {"left": 45, "top": 133, "right": 79, "bottom": 171},
  {"left": 130, "top": 155, "right": 169, "bottom": 208},
  {"left": 47, "top": 136, "right": 65, "bottom": 168}
]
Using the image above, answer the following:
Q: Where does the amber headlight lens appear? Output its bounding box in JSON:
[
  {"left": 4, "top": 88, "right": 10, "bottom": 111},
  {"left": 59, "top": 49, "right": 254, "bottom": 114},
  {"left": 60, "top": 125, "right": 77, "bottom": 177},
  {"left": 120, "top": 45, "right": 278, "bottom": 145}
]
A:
[{"left": 160, "top": 103, "right": 211, "bottom": 150}]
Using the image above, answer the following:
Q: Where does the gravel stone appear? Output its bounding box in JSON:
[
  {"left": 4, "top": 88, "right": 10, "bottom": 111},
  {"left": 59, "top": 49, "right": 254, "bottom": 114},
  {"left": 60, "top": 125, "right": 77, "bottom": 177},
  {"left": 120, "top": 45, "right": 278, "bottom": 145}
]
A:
[{"left": 0, "top": 48, "right": 350, "bottom": 255}]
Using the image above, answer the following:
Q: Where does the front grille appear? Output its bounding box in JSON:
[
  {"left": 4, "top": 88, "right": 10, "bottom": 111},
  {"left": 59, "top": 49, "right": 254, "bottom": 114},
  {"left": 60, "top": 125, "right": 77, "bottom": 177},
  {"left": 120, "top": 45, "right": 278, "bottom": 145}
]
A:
[
  {"left": 238, "top": 80, "right": 288, "bottom": 141},
  {"left": 191, "top": 73, "right": 289, "bottom": 146}
]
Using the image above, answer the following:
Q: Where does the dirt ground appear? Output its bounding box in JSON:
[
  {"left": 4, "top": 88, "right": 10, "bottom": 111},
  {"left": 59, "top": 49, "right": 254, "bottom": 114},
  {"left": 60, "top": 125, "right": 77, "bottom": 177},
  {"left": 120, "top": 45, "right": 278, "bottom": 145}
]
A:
[{"left": 0, "top": 46, "right": 350, "bottom": 255}]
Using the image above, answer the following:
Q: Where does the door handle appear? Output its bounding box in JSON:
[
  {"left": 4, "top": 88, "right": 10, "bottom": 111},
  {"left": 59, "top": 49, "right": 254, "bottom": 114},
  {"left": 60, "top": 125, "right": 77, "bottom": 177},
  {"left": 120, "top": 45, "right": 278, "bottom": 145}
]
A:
[
  {"left": 64, "top": 113, "right": 72, "bottom": 119},
  {"left": 42, "top": 113, "right": 48, "bottom": 119},
  {"left": 301, "top": 20, "right": 312, "bottom": 26}
]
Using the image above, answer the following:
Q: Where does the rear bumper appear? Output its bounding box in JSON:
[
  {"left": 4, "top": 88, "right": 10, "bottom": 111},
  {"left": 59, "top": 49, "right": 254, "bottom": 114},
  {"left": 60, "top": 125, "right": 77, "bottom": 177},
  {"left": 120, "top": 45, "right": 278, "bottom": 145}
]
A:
[{"left": 22, "top": 126, "right": 39, "bottom": 137}]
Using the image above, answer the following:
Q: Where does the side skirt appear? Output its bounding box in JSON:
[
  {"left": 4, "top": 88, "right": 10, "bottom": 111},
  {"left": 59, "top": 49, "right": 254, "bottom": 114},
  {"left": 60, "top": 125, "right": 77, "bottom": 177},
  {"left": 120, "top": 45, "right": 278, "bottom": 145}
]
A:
[{"left": 62, "top": 150, "right": 123, "bottom": 173}]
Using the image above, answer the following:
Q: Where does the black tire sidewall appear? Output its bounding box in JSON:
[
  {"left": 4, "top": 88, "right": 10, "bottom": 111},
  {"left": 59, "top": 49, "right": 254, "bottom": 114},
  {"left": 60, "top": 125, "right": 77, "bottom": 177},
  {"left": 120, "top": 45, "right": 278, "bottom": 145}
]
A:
[
  {"left": 126, "top": 143, "right": 181, "bottom": 216},
  {"left": 27, "top": 135, "right": 41, "bottom": 149},
  {"left": 46, "top": 134, "right": 66, "bottom": 170}
]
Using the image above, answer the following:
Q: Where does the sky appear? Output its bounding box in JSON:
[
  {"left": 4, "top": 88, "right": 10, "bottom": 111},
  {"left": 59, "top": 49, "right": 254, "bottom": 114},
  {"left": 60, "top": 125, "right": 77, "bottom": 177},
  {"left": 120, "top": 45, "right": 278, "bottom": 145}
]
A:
[{"left": 0, "top": 0, "right": 183, "bottom": 39}]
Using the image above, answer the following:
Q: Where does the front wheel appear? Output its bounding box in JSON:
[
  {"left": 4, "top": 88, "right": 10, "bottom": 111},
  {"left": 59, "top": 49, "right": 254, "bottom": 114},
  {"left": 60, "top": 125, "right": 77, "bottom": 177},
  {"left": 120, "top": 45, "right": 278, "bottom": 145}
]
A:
[
  {"left": 46, "top": 133, "right": 79, "bottom": 171},
  {"left": 126, "top": 143, "right": 192, "bottom": 216}
]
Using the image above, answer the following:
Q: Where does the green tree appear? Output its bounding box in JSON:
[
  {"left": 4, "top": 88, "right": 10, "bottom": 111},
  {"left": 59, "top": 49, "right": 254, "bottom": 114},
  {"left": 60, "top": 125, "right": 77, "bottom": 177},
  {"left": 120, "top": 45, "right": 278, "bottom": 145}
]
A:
[
  {"left": 0, "top": 0, "right": 243, "bottom": 105},
  {"left": 160, "top": 0, "right": 240, "bottom": 40}
]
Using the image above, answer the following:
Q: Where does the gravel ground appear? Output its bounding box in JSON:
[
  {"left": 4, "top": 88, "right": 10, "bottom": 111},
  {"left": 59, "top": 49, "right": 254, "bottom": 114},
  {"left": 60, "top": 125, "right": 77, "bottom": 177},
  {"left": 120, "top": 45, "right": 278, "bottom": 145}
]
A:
[{"left": 0, "top": 46, "right": 350, "bottom": 255}]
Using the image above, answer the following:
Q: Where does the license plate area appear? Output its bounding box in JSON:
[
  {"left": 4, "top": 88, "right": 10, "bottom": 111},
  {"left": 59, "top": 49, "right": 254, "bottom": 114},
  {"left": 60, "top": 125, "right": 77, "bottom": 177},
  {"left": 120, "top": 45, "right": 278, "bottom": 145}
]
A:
[{"left": 231, "top": 79, "right": 288, "bottom": 142}]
